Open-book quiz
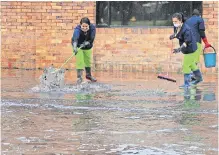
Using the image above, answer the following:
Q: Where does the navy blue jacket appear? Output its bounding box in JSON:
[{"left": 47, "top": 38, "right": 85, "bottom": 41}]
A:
[
  {"left": 71, "top": 24, "right": 96, "bottom": 50},
  {"left": 185, "top": 15, "right": 205, "bottom": 43},
  {"left": 175, "top": 23, "right": 197, "bottom": 54}
]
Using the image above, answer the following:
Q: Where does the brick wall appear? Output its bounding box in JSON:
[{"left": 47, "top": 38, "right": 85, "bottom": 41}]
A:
[
  {"left": 201, "top": 1, "right": 218, "bottom": 73},
  {"left": 1, "top": 1, "right": 95, "bottom": 69},
  {"left": 1, "top": 1, "right": 218, "bottom": 74},
  {"left": 94, "top": 1, "right": 218, "bottom": 74}
]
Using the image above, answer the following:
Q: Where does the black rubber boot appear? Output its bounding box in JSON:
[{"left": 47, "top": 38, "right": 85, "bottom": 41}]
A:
[
  {"left": 85, "top": 67, "right": 97, "bottom": 82},
  {"left": 76, "top": 69, "right": 83, "bottom": 84},
  {"left": 191, "top": 69, "right": 203, "bottom": 85},
  {"left": 190, "top": 73, "right": 196, "bottom": 81}
]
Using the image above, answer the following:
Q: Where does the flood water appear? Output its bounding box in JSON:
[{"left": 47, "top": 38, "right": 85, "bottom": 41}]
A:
[{"left": 1, "top": 69, "right": 218, "bottom": 155}]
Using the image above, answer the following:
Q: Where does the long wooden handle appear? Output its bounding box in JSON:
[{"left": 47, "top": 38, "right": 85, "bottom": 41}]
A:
[
  {"left": 59, "top": 54, "right": 75, "bottom": 69},
  {"left": 53, "top": 45, "right": 85, "bottom": 73}
]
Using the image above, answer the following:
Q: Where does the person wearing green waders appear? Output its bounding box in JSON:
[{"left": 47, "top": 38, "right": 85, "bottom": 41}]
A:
[
  {"left": 170, "top": 10, "right": 211, "bottom": 84},
  {"left": 171, "top": 13, "right": 203, "bottom": 89},
  {"left": 71, "top": 17, "right": 97, "bottom": 84}
]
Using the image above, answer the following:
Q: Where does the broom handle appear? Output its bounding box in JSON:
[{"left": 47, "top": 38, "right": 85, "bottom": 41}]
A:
[
  {"left": 167, "top": 40, "right": 173, "bottom": 76},
  {"left": 59, "top": 54, "right": 75, "bottom": 69},
  {"left": 58, "top": 45, "right": 84, "bottom": 70}
]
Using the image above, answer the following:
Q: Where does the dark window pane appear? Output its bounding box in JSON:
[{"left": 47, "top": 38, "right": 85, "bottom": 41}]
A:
[
  {"left": 111, "top": 2, "right": 134, "bottom": 26},
  {"left": 192, "top": 1, "right": 203, "bottom": 16},
  {"left": 96, "top": 1, "right": 109, "bottom": 27},
  {"left": 96, "top": 1, "right": 202, "bottom": 27}
]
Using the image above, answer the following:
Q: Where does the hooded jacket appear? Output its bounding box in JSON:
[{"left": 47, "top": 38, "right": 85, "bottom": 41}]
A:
[
  {"left": 71, "top": 24, "right": 96, "bottom": 50},
  {"left": 175, "top": 23, "right": 198, "bottom": 54},
  {"left": 185, "top": 15, "right": 205, "bottom": 43}
]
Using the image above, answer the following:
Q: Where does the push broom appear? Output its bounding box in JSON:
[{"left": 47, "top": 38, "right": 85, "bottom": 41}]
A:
[
  {"left": 51, "top": 44, "right": 85, "bottom": 74},
  {"left": 157, "top": 41, "right": 176, "bottom": 82}
]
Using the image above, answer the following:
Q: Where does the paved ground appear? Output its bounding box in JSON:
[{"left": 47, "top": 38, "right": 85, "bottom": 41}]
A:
[{"left": 1, "top": 69, "right": 218, "bottom": 155}]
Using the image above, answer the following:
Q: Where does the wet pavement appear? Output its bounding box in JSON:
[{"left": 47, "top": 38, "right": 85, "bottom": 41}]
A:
[{"left": 1, "top": 69, "right": 218, "bottom": 155}]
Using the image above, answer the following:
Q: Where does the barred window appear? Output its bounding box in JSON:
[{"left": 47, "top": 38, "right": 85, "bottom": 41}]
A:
[{"left": 96, "top": 1, "right": 202, "bottom": 27}]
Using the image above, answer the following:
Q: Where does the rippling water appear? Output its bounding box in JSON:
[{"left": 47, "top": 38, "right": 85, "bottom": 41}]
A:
[{"left": 1, "top": 69, "right": 218, "bottom": 155}]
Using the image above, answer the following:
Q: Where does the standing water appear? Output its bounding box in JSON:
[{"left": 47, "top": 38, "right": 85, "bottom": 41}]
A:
[
  {"left": 33, "top": 66, "right": 112, "bottom": 94},
  {"left": 1, "top": 69, "right": 218, "bottom": 155}
]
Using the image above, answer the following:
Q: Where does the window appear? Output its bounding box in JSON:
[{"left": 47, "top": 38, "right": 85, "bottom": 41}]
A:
[{"left": 96, "top": 1, "right": 202, "bottom": 27}]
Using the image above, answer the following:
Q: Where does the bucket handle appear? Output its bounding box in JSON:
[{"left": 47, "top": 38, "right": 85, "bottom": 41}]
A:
[{"left": 203, "top": 46, "right": 216, "bottom": 54}]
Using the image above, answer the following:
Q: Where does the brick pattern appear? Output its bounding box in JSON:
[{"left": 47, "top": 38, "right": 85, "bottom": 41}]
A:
[
  {"left": 94, "top": 28, "right": 182, "bottom": 73},
  {"left": 1, "top": 1, "right": 95, "bottom": 69},
  {"left": 1, "top": 1, "right": 218, "bottom": 74},
  {"left": 94, "top": 1, "right": 218, "bottom": 74},
  {"left": 201, "top": 1, "right": 218, "bottom": 73}
]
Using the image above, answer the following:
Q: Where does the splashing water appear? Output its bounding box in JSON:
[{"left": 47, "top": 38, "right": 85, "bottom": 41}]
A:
[
  {"left": 37, "top": 66, "right": 65, "bottom": 91},
  {"left": 31, "top": 65, "right": 112, "bottom": 93}
]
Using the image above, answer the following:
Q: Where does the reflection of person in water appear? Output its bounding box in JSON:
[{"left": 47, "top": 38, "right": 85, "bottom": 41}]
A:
[
  {"left": 75, "top": 93, "right": 94, "bottom": 102},
  {"left": 183, "top": 87, "right": 201, "bottom": 109},
  {"left": 184, "top": 87, "right": 201, "bottom": 101}
]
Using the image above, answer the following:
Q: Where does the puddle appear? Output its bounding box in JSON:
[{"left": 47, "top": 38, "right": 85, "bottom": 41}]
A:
[
  {"left": 1, "top": 69, "right": 218, "bottom": 155},
  {"left": 32, "top": 66, "right": 112, "bottom": 94}
]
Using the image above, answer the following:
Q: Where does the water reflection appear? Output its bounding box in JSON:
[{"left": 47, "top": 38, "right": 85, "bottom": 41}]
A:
[
  {"left": 183, "top": 87, "right": 201, "bottom": 109},
  {"left": 183, "top": 86, "right": 216, "bottom": 103},
  {"left": 75, "top": 93, "right": 94, "bottom": 102},
  {"left": 203, "top": 92, "right": 216, "bottom": 101},
  {"left": 38, "top": 92, "right": 65, "bottom": 99}
]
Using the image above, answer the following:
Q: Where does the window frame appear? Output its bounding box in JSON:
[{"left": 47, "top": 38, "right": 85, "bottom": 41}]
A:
[{"left": 96, "top": 1, "right": 202, "bottom": 28}]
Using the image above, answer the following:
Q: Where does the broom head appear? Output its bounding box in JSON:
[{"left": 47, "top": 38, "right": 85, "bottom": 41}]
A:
[{"left": 157, "top": 74, "right": 176, "bottom": 82}]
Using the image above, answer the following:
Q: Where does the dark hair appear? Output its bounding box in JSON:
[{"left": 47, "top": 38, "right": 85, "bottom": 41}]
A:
[
  {"left": 172, "top": 12, "right": 186, "bottom": 23},
  {"left": 80, "top": 17, "right": 90, "bottom": 25},
  {"left": 192, "top": 9, "right": 200, "bottom": 16}
]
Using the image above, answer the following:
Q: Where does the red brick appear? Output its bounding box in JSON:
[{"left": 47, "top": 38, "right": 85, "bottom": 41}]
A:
[
  {"left": 203, "top": 10, "right": 211, "bottom": 15},
  {"left": 52, "top": 13, "right": 62, "bottom": 16},
  {"left": 21, "top": 2, "right": 32, "bottom": 6},
  {"left": 6, "top": 5, "right": 17, "bottom": 9},
  {"left": 61, "top": 6, "right": 72, "bottom": 10},
  {"left": 208, "top": 18, "right": 218, "bottom": 22},
  {"left": 61, "top": 13, "right": 73, "bottom": 17},
  {"left": 203, "top": 14, "right": 214, "bottom": 19},
  {"left": 17, "top": 12, "right": 26, "bottom": 16},
  {"left": 41, "top": 6, "right": 52, "bottom": 10},
  {"left": 208, "top": 21, "right": 214, "bottom": 25},
  {"left": 35, "top": 9, "right": 47, "bottom": 13},
  {"left": 1, "top": 1, "right": 218, "bottom": 74},
  {"left": 77, "top": 10, "right": 87, "bottom": 13},
  {"left": 6, "top": 18, "right": 17, "bottom": 22},
  {"left": 73, "top": 6, "right": 82, "bottom": 10},
  {"left": 17, "top": 26, "right": 27, "bottom": 29},
  {"left": 1, "top": 2, "right": 11, "bottom": 5},
  {"left": 52, "top": 6, "right": 62, "bottom": 9},
  {"left": 18, "top": 19, "right": 28, "bottom": 23},
  {"left": 21, "top": 9, "right": 32, "bottom": 12}
]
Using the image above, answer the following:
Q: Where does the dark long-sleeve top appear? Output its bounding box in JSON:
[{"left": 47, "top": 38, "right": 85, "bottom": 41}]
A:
[
  {"left": 185, "top": 15, "right": 206, "bottom": 43},
  {"left": 71, "top": 24, "right": 96, "bottom": 49},
  {"left": 175, "top": 23, "right": 198, "bottom": 54}
]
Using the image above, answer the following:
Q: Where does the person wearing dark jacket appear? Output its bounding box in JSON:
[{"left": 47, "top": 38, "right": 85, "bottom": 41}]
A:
[
  {"left": 185, "top": 9, "right": 211, "bottom": 64},
  {"left": 71, "top": 17, "right": 97, "bottom": 84},
  {"left": 170, "top": 10, "right": 211, "bottom": 85},
  {"left": 171, "top": 13, "right": 203, "bottom": 88},
  {"left": 170, "top": 10, "right": 212, "bottom": 63}
]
